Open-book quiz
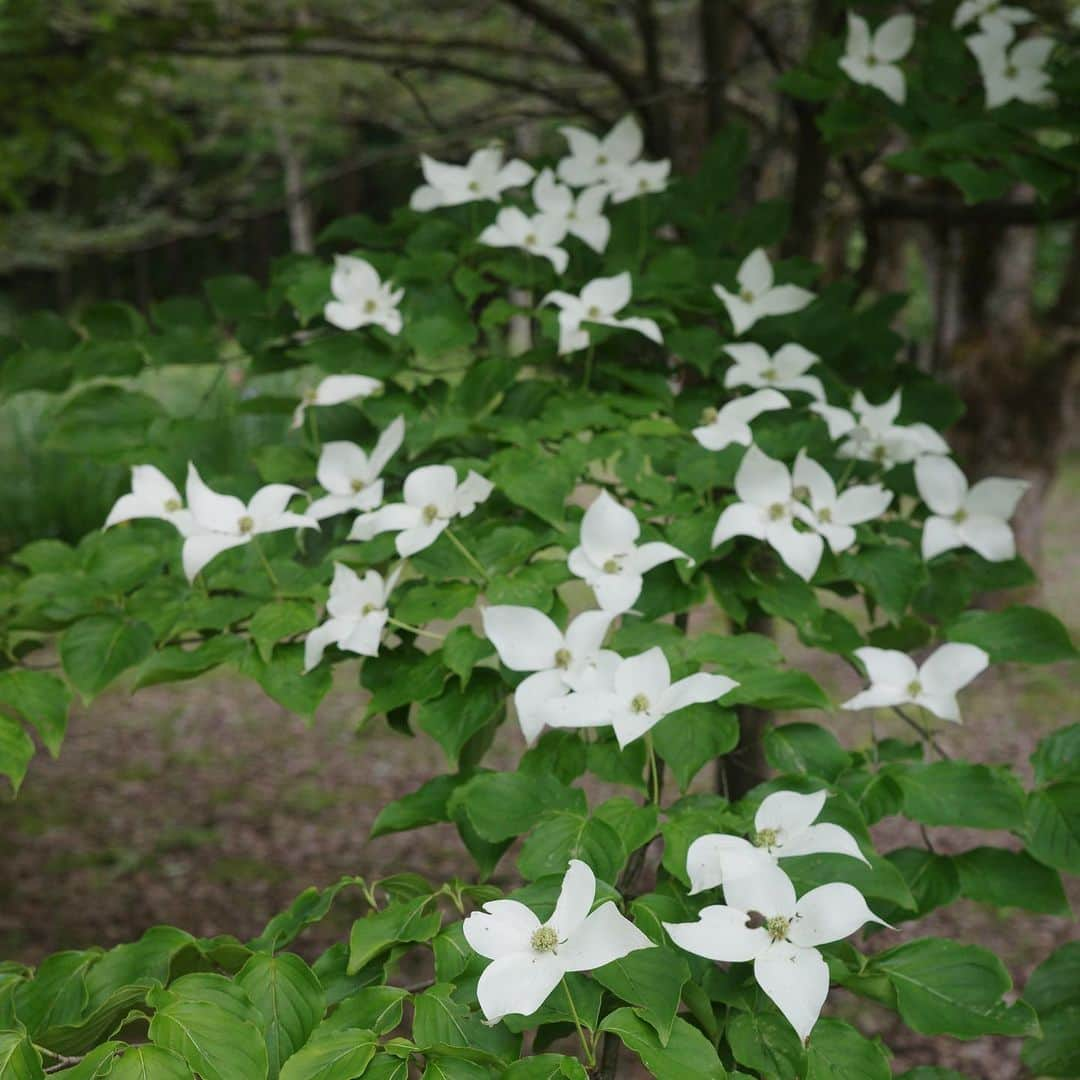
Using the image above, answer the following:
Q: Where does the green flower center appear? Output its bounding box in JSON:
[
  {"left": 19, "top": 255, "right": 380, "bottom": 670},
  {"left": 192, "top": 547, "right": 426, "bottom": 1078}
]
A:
[
  {"left": 740, "top": 289, "right": 755, "bottom": 303},
  {"left": 818, "top": 507, "right": 832, "bottom": 523},
  {"left": 237, "top": 515, "right": 255, "bottom": 534},
  {"left": 587, "top": 305, "right": 601, "bottom": 319},
  {"left": 596, "top": 154, "right": 608, "bottom": 165},
  {"left": 531, "top": 926, "right": 559, "bottom": 952},
  {"left": 768, "top": 502, "right": 787, "bottom": 522},
  {"left": 753, "top": 828, "right": 779, "bottom": 850},
  {"left": 351, "top": 478, "right": 366, "bottom": 493},
  {"left": 602, "top": 558, "right": 621, "bottom": 574},
  {"left": 907, "top": 679, "right": 923, "bottom": 697},
  {"left": 1005, "top": 63, "right": 1018, "bottom": 78},
  {"left": 701, "top": 407, "right": 719, "bottom": 425},
  {"left": 164, "top": 498, "right": 182, "bottom": 512},
  {"left": 630, "top": 693, "right": 650, "bottom": 714},
  {"left": 303, "top": 388, "right": 318, "bottom": 404},
  {"left": 363, "top": 299, "right": 377, "bottom": 314},
  {"left": 467, "top": 180, "right": 480, "bottom": 192},
  {"left": 762, "top": 366, "right": 777, "bottom": 381},
  {"left": 867, "top": 55, "right": 878, "bottom": 68},
  {"left": 361, "top": 603, "right": 376, "bottom": 615},
  {"left": 764, "top": 915, "right": 791, "bottom": 942},
  {"left": 554, "top": 648, "right": 572, "bottom": 670},
  {"left": 792, "top": 485, "right": 810, "bottom": 502},
  {"left": 422, "top": 504, "right": 440, "bottom": 525},
  {"left": 525, "top": 233, "right": 538, "bottom": 246},
  {"left": 952, "top": 509, "right": 968, "bottom": 524},
  {"left": 872, "top": 444, "right": 888, "bottom": 462}
]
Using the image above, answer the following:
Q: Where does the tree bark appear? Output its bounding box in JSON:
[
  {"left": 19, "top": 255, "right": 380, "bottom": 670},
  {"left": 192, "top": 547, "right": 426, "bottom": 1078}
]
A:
[{"left": 719, "top": 613, "right": 773, "bottom": 800}]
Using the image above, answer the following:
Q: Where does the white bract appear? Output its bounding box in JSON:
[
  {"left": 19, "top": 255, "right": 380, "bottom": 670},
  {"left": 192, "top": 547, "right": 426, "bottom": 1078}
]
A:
[
  {"left": 543, "top": 272, "right": 662, "bottom": 355},
  {"left": 463, "top": 859, "right": 653, "bottom": 1024},
  {"left": 842, "top": 643, "right": 991, "bottom": 723},
  {"left": 723, "top": 343, "right": 825, "bottom": 401},
  {"left": 104, "top": 465, "right": 197, "bottom": 536},
  {"left": 712, "top": 249, "right": 815, "bottom": 335},
  {"left": 181, "top": 465, "right": 318, "bottom": 582},
  {"left": 481, "top": 606, "right": 618, "bottom": 744},
  {"left": 838, "top": 13, "right": 915, "bottom": 105},
  {"left": 323, "top": 255, "right": 404, "bottom": 335},
  {"left": 838, "top": 391, "right": 948, "bottom": 467},
  {"left": 692, "top": 389, "right": 790, "bottom": 452},
  {"left": 567, "top": 491, "right": 690, "bottom": 613},
  {"left": 542, "top": 645, "right": 737, "bottom": 748},
  {"left": 687, "top": 789, "right": 868, "bottom": 895},
  {"left": 478, "top": 207, "right": 569, "bottom": 273},
  {"left": 810, "top": 401, "right": 858, "bottom": 440},
  {"left": 793, "top": 450, "right": 893, "bottom": 553},
  {"left": 953, "top": 0, "right": 1033, "bottom": 39},
  {"left": 348, "top": 465, "right": 493, "bottom": 557},
  {"left": 291, "top": 374, "right": 383, "bottom": 431},
  {"left": 308, "top": 417, "right": 405, "bottom": 521},
  {"left": 303, "top": 563, "right": 401, "bottom": 671},
  {"left": 607, "top": 158, "right": 671, "bottom": 204},
  {"left": 532, "top": 169, "right": 610, "bottom": 253},
  {"left": 557, "top": 115, "right": 645, "bottom": 188},
  {"left": 409, "top": 146, "right": 535, "bottom": 210},
  {"left": 915, "top": 455, "right": 1028, "bottom": 562},
  {"left": 967, "top": 29, "right": 1056, "bottom": 108},
  {"left": 664, "top": 863, "right": 887, "bottom": 1042},
  {"left": 711, "top": 445, "right": 823, "bottom": 582}
]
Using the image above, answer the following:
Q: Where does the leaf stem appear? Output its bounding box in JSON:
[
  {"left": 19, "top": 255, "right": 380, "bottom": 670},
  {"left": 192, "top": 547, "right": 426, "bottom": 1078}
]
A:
[
  {"left": 583, "top": 342, "right": 595, "bottom": 390},
  {"left": 307, "top": 406, "right": 321, "bottom": 453},
  {"left": 562, "top": 977, "right": 596, "bottom": 1069},
  {"left": 386, "top": 616, "right": 445, "bottom": 641},
  {"left": 644, "top": 732, "right": 662, "bottom": 806},
  {"left": 445, "top": 526, "right": 489, "bottom": 582},
  {"left": 251, "top": 535, "right": 280, "bottom": 594}
]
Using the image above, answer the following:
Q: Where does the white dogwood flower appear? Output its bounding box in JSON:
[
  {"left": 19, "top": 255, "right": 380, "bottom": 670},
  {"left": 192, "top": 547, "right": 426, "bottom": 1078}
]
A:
[
  {"left": 542, "top": 646, "right": 737, "bottom": 748},
  {"left": 532, "top": 169, "right": 611, "bottom": 253},
  {"left": 543, "top": 272, "right": 663, "bottom": 355},
  {"left": 664, "top": 863, "right": 887, "bottom": 1042},
  {"left": 793, "top": 450, "right": 893, "bottom": 553},
  {"left": 967, "top": 29, "right": 1056, "bottom": 108},
  {"left": 478, "top": 207, "right": 569, "bottom": 273},
  {"left": 567, "top": 491, "right": 690, "bottom": 613},
  {"left": 105, "top": 465, "right": 197, "bottom": 536},
  {"left": 304, "top": 563, "right": 402, "bottom": 671},
  {"left": 713, "top": 250, "right": 815, "bottom": 335},
  {"left": 686, "top": 789, "right": 868, "bottom": 895},
  {"left": 692, "top": 389, "right": 791, "bottom": 452},
  {"left": 409, "top": 146, "right": 535, "bottom": 210},
  {"left": 837, "top": 391, "right": 948, "bottom": 466},
  {"left": 810, "top": 401, "right": 858, "bottom": 440},
  {"left": 607, "top": 158, "right": 671, "bottom": 204},
  {"left": 953, "top": 0, "right": 1033, "bottom": 39},
  {"left": 323, "top": 255, "right": 404, "bottom": 335},
  {"left": 181, "top": 465, "right": 317, "bottom": 582},
  {"left": 842, "top": 643, "right": 990, "bottom": 723},
  {"left": 915, "top": 455, "right": 1028, "bottom": 562},
  {"left": 348, "top": 465, "right": 493, "bottom": 557},
  {"left": 711, "top": 445, "right": 823, "bottom": 582},
  {"left": 482, "top": 606, "right": 618, "bottom": 743},
  {"left": 723, "top": 343, "right": 825, "bottom": 401},
  {"left": 291, "top": 374, "right": 383, "bottom": 431},
  {"left": 308, "top": 416, "right": 405, "bottom": 521},
  {"left": 839, "top": 13, "right": 916, "bottom": 105},
  {"left": 557, "top": 115, "right": 646, "bottom": 188},
  {"left": 464, "top": 859, "right": 653, "bottom": 1024}
]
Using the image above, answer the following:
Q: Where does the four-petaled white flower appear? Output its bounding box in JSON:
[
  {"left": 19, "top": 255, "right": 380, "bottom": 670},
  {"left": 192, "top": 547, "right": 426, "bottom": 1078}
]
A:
[
  {"left": 967, "top": 29, "right": 1056, "bottom": 109},
  {"left": 181, "top": 465, "right": 318, "bottom": 582},
  {"left": 324, "top": 255, "right": 404, "bottom": 335},
  {"left": 482, "top": 606, "right": 618, "bottom": 744},
  {"left": 810, "top": 401, "right": 858, "bottom": 440},
  {"left": 349, "top": 465, "right": 493, "bottom": 557},
  {"left": 303, "top": 562, "right": 402, "bottom": 671},
  {"left": 838, "top": 391, "right": 948, "bottom": 467},
  {"left": 839, "top": 13, "right": 916, "bottom": 105},
  {"left": 532, "top": 169, "right": 611, "bottom": 253},
  {"left": 410, "top": 146, "right": 535, "bottom": 210},
  {"left": 692, "top": 389, "right": 790, "bottom": 452},
  {"left": 607, "top": 158, "right": 671, "bottom": 204},
  {"left": 713, "top": 250, "right": 815, "bottom": 336},
  {"left": 953, "top": 0, "right": 1033, "bottom": 40},
  {"left": 105, "top": 465, "right": 197, "bottom": 536},
  {"left": 308, "top": 417, "right": 405, "bottom": 521},
  {"left": 291, "top": 374, "right": 383, "bottom": 431},
  {"left": 686, "top": 789, "right": 868, "bottom": 895},
  {"left": 543, "top": 272, "right": 663, "bottom": 355},
  {"left": 542, "top": 645, "right": 737, "bottom": 748},
  {"left": 664, "top": 862, "right": 887, "bottom": 1042},
  {"left": 568, "top": 491, "right": 690, "bottom": 613},
  {"left": 723, "top": 343, "right": 825, "bottom": 401},
  {"left": 557, "top": 115, "right": 646, "bottom": 189},
  {"left": 842, "top": 643, "right": 990, "bottom": 723},
  {"left": 478, "top": 207, "right": 569, "bottom": 273},
  {"left": 711, "top": 445, "right": 823, "bottom": 582},
  {"left": 463, "top": 859, "right": 653, "bottom": 1024},
  {"left": 915, "top": 455, "right": 1028, "bottom": 562},
  {"left": 793, "top": 450, "right": 893, "bottom": 554}
]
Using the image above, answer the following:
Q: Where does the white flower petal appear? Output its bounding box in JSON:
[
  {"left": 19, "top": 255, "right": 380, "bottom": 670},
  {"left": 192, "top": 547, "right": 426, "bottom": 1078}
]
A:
[
  {"left": 475, "top": 952, "right": 564, "bottom": 1023},
  {"left": 182, "top": 533, "right": 249, "bottom": 582},
  {"left": 737, "top": 249, "right": 774, "bottom": 295},
  {"left": 723, "top": 862, "right": 797, "bottom": 919},
  {"left": 833, "top": 484, "right": 892, "bottom": 526},
  {"left": 754, "top": 941, "right": 829, "bottom": 1043},
  {"left": 314, "top": 374, "right": 382, "bottom": 407},
  {"left": 563, "top": 609, "right": 615, "bottom": 658},
  {"left": 922, "top": 515, "right": 965, "bottom": 561},
  {"left": 735, "top": 445, "right": 792, "bottom": 507},
  {"left": 627, "top": 541, "right": 689, "bottom": 575},
  {"left": 778, "top": 823, "right": 868, "bottom": 864},
  {"left": 686, "top": 835, "right": 772, "bottom": 894},
  {"left": 661, "top": 673, "right": 737, "bottom": 715},
  {"left": 765, "top": 522, "right": 824, "bottom": 581},
  {"left": 613, "top": 647, "right": 670, "bottom": 702},
  {"left": 304, "top": 618, "right": 351, "bottom": 672},
  {"left": 514, "top": 669, "right": 568, "bottom": 744},
  {"left": 961, "top": 515, "right": 1016, "bottom": 562},
  {"left": 396, "top": 520, "right": 448, "bottom": 557},
  {"left": 541, "top": 690, "right": 620, "bottom": 730},
  {"left": 464, "top": 900, "right": 539, "bottom": 959},
  {"left": 664, "top": 905, "right": 768, "bottom": 962},
  {"left": 873, "top": 14, "right": 915, "bottom": 62},
  {"left": 790, "top": 883, "right": 887, "bottom": 947},
  {"left": 549, "top": 859, "right": 596, "bottom": 941},
  {"left": 560, "top": 902, "right": 654, "bottom": 972},
  {"left": 403, "top": 465, "right": 459, "bottom": 514},
  {"left": 482, "top": 605, "right": 563, "bottom": 672},
  {"left": 185, "top": 463, "right": 246, "bottom": 533},
  {"left": 580, "top": 491, "right": 640, "bottom": 564},
  {"left": 918, "top": 643, "right": 989, "bottom": 697},
  {"left": 755, "top": 789, "right": 827, "bottom": 839},
  {"left": 756, "top": 284, "right": 815, "bottom": 319},
  {"left": 591, "top": 572, "right": 644, "bottom": 614},
  {"left": 915, "top": 456, "right": 967, "bottom": 517},
  {"left": 712, "top": 502, "right": 767, "bottom": 547},
  {"left": 854, "top": 646, "right": 918, "bottom": 690}
]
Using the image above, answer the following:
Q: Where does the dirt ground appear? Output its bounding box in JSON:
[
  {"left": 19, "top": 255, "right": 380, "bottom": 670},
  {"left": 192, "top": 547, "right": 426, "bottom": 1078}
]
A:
[{"left": 2, "top": 462, "right": 1077, "bottom": 1077}]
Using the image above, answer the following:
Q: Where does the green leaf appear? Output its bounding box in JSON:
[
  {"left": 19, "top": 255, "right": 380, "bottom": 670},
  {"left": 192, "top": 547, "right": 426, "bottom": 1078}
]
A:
[
  {"left": 879, "top": 848, "right": 959, "bottom": 923},
  {"left": 249, "top": 877, "right": 366, "bottom": 953},
  {"left": 0, "top": 715, "right": 34, "bottom": 795},
  {"left": 1032, "top": 724, "right": 1080, "bottom": 786},
  {"left": 945, "top": 606, "right": 1077, "bottom": 664},
  {"left": 250, "top": 602, "right": 319, "bottom": 664},
  {"left": 147, "top": 973, "right": 268, "bottom": 1080},
  {"left": 240, "top": 644, "right": 331, "bottom": 720},
  {"left": 593, "top": 947, "right": 688, "bottom": 1045},
  {"left": 277, "top": 1027, "right": 378, "bottom": 1080},
  {"left": 449, "top": 772, "right": 583, "bottom": 844},
  {"left": 806, "top": 1018, "right": 890, "bottom": 1080},
  {"left": 133, "top": 638, "right": 247, "bottom": 690},
  {"left": 490, "top": 447, "right": 578, "bottom": 526},
  {"left": 108, "top": 1047, "right": 194, "bottom": 1080},
  {"left": 517, "top": 811, "right": 624, "bottom": 883},
  {"left": 0, "top": 1031, "right": 44, "bottom": 1079},
  {"left": 371, "top": 775, "right": 465, "bottom": 839},
  {"left": 867, "top": 938, "right": 1038, "bottom": 1038},
  {"left": 411, "top": 983, "right": 517, "bottom": 1061},
  {"left": 0, "top": 670, "right": 71, "bottom": 757},
  {"left": 416, "top": 672, "right": 503, "bottom": 768},
  {"left": 440, "top": 628, "right": 494, "bottom": 687},
  {"left": 322, "top": 987, "right": 408, "bottom": 1036},
  {"left": 598, "top": 1008, "right": 727, "bottom": 1079},
  {"left": 1021, "top": 942, "right": 1080, "bottom": 1077},
  {"left": 503, "top": 1056, "right": 588, "bottom": 1079},
  {"left": 45, "top": 387, "right": 167, "bottom": 457},
  {"left": 14, "top": 950, "right": 98, "bottom": 1035},
  {"left": 955, "top": 847, "right": 1069, "bottom": 916},
  {"left": 363, "top": 645, "right": 447, "bottom": 717},
  {"left": 724, "top": 669, "right": 830, "bottom": 710},
  {"left": 726, "top": 1008, "right": 805, "bottom": 1077},
  {"left": 592, "top": 798, "right": 658, "bottom": 855},
  {"left": 764, "top": 723, "right": 852, "bottom": 781},
  {"left": 237, "top": 953, "right": 325, "bottom": 1080},
  {"left": 395, "top": 583, "right": 478, "bottom": 626},
  {"left": 60, "top": 615, "right": 154, "bottom": 700},
  {"left": 347, "top": 896, "right": 441, "bottom": 974},
  {"left": 652, "top": 705, "right": 738, "bottom": 791},
  {"left": 839, "top": 546, "right": 927, "bottom": 622},
  {"left": 890, "top": 762, "right": 1026, "bottom": 830},
  {"left": 1025, "top": 782, "right": 1080, "bottom": 874}
]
